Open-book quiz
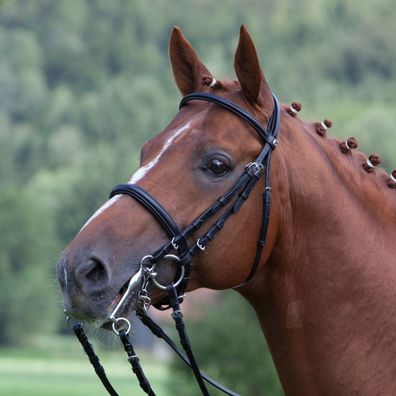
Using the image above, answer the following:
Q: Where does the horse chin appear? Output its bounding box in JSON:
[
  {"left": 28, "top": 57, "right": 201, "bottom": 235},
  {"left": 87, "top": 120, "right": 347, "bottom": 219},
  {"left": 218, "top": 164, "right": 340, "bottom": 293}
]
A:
[{"left": 61, "top": 278, "right": 134, "bottom": 327}]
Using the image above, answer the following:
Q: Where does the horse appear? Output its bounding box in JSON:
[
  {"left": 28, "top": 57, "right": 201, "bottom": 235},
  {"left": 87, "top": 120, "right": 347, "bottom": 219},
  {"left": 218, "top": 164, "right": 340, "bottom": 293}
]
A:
[{"left": 57, "top": 25, "right": 396, "bottom": 395}]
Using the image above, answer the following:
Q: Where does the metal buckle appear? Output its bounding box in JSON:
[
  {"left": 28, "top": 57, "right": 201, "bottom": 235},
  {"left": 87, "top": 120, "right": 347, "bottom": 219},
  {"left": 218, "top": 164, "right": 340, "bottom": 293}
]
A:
[
  {"left": 196, "top": 239, "right": 206, "bottom": 251},
  {"left": 171, "top": 237, "right": 179, "bottom": 250},
  {"left": 245, "top": 161, "right": 264, "bottom": 177}
]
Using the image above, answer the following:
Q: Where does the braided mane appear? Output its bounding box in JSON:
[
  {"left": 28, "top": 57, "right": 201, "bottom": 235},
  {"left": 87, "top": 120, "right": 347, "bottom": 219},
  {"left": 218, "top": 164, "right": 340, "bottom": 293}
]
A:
[{"left": 281, "top": 101, "right": 396, "bottom": 214}]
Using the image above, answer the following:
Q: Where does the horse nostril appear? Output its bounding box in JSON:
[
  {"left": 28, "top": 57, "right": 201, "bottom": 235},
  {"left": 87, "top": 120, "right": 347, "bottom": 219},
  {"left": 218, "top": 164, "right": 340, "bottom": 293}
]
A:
[{"left": 75, "top": 257, "right": 111, "bottom": 295}]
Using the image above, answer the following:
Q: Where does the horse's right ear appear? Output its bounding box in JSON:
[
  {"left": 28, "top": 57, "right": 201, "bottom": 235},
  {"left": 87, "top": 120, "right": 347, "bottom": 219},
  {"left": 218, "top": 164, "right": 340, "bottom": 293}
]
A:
[{"left": 169, "top": 26, "right": 213, "bottom": 96}]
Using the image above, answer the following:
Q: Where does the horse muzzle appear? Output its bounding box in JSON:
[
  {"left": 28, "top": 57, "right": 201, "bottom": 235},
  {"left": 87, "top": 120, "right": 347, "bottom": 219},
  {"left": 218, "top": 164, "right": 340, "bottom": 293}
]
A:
[{"left": 56, "top": 249, "right": 178, "bottom": 325}]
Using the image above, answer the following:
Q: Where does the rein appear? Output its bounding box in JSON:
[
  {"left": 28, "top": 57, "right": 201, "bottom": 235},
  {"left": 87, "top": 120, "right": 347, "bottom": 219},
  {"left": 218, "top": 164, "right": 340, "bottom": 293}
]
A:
[{"left": 71, "top": 92, "right": 281, "bottom": 395}]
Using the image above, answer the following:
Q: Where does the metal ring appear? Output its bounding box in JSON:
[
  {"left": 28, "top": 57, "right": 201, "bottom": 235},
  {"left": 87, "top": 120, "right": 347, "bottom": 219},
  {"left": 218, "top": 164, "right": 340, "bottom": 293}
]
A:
[
  {"left": 320, "top": 121, "right": 328, "bottom": 131},
  {"left": 345, "top": 140, "right": 351, "bottom": 150},
  {"left": 366, "top": 159, "right": 375, "bottom": 169},
  {"left": 150, "top": 254, "right": 185, "bottom": 290},
  {"left": 209, "top": 77, "right": 217, "bottom": 87},
  {"left": 112, "top": 317, "right": 131, "bottom": 335},
  {"left": 141, "top": 255, "right": 154, "bottom": 266}
]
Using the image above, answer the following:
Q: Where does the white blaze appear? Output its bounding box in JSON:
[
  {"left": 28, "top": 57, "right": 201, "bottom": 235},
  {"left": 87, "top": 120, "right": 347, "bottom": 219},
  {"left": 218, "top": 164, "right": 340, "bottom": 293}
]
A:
[
  {"left": 129, "top": 121, "right": 191, "bottom": 184},
  {"left": 79, "top": 121, "right": 192, "bottom": 232},
  {"left": 79, "top": 195, "right": 121, "bottom": 232}
]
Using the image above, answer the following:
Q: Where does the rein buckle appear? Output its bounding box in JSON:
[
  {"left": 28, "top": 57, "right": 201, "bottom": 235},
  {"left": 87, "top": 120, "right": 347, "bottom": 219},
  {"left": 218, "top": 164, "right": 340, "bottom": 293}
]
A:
[{"left": 246, "top": 161, "right": 264, "bottom": 177}]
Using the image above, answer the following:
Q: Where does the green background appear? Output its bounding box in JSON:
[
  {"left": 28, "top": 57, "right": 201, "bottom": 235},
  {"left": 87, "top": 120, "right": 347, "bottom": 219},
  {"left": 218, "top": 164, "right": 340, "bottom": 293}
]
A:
[{"left": 1, "top": 0, "right": 395, "bottom": 394}]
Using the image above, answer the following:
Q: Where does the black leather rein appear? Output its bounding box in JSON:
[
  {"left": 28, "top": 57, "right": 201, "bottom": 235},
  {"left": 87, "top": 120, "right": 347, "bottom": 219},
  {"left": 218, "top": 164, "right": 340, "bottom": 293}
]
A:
[{"left": 71, "top": 92, "right": 281, "bottom": 396}]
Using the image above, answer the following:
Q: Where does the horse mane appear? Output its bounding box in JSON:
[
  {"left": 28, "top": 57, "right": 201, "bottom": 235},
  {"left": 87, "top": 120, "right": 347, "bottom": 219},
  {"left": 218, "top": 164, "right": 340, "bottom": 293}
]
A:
[{"left": 282, "top": 101, "right": 396, "bottom": 217}]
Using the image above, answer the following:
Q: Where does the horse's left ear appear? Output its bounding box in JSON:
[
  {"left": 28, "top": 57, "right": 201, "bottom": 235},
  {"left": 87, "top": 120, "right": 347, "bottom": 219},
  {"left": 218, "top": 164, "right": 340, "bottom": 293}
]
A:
[
  {"left": 234, "top": 25, "right": 273, "bottom": 109},
  {"left": 169, "top": 26, "right": 213, "bottom": 96}
]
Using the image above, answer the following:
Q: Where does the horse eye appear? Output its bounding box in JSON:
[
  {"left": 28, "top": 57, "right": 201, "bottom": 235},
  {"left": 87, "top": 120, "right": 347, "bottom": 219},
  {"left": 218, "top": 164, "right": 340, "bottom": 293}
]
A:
[{"left": 206, "top": 158, "right": 230, "bottom": 176}]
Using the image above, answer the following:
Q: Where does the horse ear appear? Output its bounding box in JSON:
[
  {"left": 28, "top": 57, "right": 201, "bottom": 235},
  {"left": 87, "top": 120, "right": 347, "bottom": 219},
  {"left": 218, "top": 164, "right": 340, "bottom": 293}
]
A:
[
  {"left": 169, "top": 26, "right": 213, "bottom": 96},
  {"left": 234, "top": 25, "right": 272, "bottom": 107}
]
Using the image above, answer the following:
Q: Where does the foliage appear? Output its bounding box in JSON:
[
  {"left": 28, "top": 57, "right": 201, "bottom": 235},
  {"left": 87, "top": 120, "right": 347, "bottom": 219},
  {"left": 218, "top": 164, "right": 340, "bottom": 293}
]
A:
[
  {"left": 166, "top": 291, "right": 283, "bottom": 395},
  {"left": 0, "top": 185, "right": 59, "bottom": 344}
]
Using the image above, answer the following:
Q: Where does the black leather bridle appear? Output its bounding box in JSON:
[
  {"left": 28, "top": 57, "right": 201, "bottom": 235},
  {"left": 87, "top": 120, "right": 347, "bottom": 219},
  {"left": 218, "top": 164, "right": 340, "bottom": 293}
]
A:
[{"left": 71, "top": 92, "right": 281, "bottom": 396}]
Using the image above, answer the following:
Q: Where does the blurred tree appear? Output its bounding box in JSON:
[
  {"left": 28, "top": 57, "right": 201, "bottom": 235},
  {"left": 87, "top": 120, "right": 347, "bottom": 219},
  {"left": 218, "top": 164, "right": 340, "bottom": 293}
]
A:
[
  {"left": 166, "top": 291, "right": 283, "bottom": 396},
  {"left": 0, "top": 185, "right": 59, "bottom": 344},
  {"left": 346, "top": 107, "right": 396, "bottom": 170},
  {"left": 0, "top": 27, "right": 47, "bottom": 122}
]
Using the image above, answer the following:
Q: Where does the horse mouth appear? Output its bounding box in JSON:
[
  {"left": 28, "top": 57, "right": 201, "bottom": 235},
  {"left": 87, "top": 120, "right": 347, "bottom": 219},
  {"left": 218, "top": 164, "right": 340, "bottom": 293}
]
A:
[
  {"left": 101, "top": 260, "right": 175, "bottom": 330},
  {"left": 101, "top": 272, "right": 143, "bottom": 330}
]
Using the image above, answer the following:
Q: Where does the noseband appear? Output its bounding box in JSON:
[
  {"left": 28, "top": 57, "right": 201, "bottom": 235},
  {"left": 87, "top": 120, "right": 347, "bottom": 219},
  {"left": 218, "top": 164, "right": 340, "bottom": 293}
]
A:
[{"left": 71, "top": 92, "right": 281, "bottom": 396}]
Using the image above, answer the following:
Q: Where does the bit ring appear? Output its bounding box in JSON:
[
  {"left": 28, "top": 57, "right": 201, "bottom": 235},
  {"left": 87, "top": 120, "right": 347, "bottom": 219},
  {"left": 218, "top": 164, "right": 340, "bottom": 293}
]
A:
[
  {"left": 112, "top": 317, "right": 131, "bottom": 335},
  {"left": 150, "top": 254, "right": 185, "bottom": 290}
]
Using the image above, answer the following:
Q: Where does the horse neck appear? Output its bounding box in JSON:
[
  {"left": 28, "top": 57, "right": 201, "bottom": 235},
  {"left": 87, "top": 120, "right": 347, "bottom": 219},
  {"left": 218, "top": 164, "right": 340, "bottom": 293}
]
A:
[{"left": 242, "top": 115, "right": 396, "bottom": 394}]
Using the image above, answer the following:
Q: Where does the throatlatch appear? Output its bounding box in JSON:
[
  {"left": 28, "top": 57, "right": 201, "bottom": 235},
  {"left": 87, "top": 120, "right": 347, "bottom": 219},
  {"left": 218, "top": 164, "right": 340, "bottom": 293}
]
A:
[{"left": 71, "top": 92, "right": 281, "bottom": 396}]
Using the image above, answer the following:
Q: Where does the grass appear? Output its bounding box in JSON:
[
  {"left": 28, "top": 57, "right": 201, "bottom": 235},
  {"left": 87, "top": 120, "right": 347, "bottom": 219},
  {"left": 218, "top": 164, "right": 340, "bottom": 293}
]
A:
[{"left": 0, "top": 334, "right": 172, "bottom": 396}]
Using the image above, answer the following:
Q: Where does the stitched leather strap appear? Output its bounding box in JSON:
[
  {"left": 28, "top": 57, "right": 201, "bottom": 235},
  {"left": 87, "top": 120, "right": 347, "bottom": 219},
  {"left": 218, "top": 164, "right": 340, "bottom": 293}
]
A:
[
  {"left": 119, "top": 330, "right": 156, "bottom": 396},
  {"left": 73, "top": 323, "right": 119, "bottom": 396},
  {"left": 180, "top": 92, "right": 278, "bottom": 147},
  {"left": 137, "top": 311, "right": 240, "bottom": 396},
  {"left": 110, "top": 184, "right": 181, "bottom": 238}
]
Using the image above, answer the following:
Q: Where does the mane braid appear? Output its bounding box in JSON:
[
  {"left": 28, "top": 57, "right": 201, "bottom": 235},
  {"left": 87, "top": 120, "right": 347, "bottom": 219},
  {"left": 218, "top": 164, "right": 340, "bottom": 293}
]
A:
[
  {"left": 328, "top": 135, "right": 390, "bottom": 183},
  {"left": 291, "top": 114, "right": 396, "bottom": 213}
]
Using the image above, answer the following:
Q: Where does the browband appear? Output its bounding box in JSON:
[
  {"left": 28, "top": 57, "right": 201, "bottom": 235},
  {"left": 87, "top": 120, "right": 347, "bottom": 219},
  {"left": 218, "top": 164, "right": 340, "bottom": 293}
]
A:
[{"left": 180, "top": 92, "right": 280, "bottom": 147}]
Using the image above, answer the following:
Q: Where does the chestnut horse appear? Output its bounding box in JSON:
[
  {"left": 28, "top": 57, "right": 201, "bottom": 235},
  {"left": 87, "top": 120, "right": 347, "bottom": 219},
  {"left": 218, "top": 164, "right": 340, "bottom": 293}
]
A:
[{"left": 57, "top": 26, "right": 396, "bottom": 395}]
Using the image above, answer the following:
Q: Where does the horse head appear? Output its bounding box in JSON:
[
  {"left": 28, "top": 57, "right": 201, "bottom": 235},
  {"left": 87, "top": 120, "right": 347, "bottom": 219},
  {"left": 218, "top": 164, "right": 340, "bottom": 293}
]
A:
[{"left": 57, "top": 26, "right": 281, "bottom": 325}]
